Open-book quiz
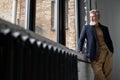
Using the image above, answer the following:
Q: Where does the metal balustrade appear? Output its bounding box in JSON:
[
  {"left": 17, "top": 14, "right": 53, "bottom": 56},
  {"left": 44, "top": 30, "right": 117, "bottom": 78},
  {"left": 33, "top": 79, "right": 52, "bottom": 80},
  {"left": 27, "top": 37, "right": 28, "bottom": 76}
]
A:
[
  {"left": 0, "top": 19, "right": 90, "bottom": 80},
  {"left": 0, "top": 19, "right": 79, "bottom": 80}
]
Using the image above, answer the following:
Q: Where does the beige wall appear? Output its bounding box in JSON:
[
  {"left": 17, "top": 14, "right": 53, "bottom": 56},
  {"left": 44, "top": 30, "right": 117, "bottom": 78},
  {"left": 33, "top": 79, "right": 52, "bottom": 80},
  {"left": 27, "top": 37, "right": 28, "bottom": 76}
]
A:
[
  {"left": 66, "top": 0, "right": 76, "bottom": 50},
  {"left": 0, "top": 0, "right": 12, "bottom": 22}
]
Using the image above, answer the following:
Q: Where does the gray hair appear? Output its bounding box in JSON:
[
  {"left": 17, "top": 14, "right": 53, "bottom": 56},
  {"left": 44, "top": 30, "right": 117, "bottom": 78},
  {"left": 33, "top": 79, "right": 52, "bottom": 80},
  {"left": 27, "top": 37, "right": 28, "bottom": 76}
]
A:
[{"left": 89, "top": 9, "right": 100, "bottom": 16}]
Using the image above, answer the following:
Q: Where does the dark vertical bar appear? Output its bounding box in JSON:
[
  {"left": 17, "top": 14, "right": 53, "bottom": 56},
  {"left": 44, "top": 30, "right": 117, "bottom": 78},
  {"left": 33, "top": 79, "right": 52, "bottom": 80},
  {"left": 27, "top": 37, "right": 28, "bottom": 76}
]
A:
[
  {"left": 35, "top": 44, "right": 42, "bottom": 80},
  {"left": 50, "top": 48, "right": 53, "bottom": 80},
  {"left": 0, "top": 33, "right": 3, "bottom": 80},
  {"left": 59, "top": 50, "right": 62, "bottom": 80},
  {"left": 54, "top": 48, "right": 59, "bottom": 80},
  {"left": 65, "top": 53, "right": 69, "bottom": 80},
  {"left": 90, "top": 0, "right": 92, "bottom": 10},
  {"left": 79, "top": 0, "right": 86, "bottom": 28},
  {"left": 28, "top": 0, "right": 36, "bottom": 31},
  {"left": 31, "top": 42, "right": 38, "bottom": 80},
  {"left": 72, "top": 55, "right": 78, "bottom": 80},
  {"left": 75, "top": 0, "right": 81, "bottom": 50},
  {"left": 40, "top": 44, "right": 48, "bottom": 80},
  {"left": 22, "top": 39, "right": 32, "bottom": 80},
  {"left": 1, "top": 33, "right": 16, "bottom": 80},
  {"left": 69, "top": 54, "right": 73, "bottom": 80},
  {"left": 13, "top": 36, "right": 24, "bottom": 80},
  {"left": 39, "top": 44, "right": 44, "bottom": 80},
  {"left": 57, "top": 0, "right": 66, "bottom": 45},
  {"left": 5, "top": 33, "right": 14, "bottom": 80},
  {"left": 10, "top": 36, "right": 20, "bottom": 80},
  {"left": 48, "top": 47, "right": 51, "bottom": 80},
  {"left": 0, "top": 33, "right": 9, "bottom": 80},
  {"left": 60, "top": 51, "right": 63, "bottom": 80},
  {"left": 45, "top": 46, "right": 49, "bottom": 80},
  {"left": 74, "top": 55, "right": 78, "bottom": 80}
]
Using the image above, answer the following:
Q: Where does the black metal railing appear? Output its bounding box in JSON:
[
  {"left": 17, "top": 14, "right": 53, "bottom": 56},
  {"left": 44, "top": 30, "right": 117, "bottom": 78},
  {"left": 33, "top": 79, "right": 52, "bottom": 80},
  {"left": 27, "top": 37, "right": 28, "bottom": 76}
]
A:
[{"left": 0, "top": 19, "right": 79, "bottom": 80}]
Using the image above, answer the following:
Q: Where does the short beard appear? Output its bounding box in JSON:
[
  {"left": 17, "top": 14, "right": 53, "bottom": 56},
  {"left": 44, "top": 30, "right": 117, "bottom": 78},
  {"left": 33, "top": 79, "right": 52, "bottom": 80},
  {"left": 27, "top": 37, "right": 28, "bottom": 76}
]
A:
[{"left": 90, "top": 21, "right": 97, "bottom": 26}]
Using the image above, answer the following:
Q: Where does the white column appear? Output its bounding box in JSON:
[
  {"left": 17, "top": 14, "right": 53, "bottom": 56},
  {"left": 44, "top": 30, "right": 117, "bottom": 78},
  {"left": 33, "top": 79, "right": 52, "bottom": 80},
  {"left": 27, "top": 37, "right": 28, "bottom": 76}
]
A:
[
  {"left": 12, "top": 0, "right": 17, "bottom": 24},
  {"left": 54, "top": 0, "right": 59, "bottom": 42},
  {"left": 75, "top": 0, "right": 79, "bottom": 50},
  {"left": 25, "top": 0, "right": 29, "bottom": 29}
]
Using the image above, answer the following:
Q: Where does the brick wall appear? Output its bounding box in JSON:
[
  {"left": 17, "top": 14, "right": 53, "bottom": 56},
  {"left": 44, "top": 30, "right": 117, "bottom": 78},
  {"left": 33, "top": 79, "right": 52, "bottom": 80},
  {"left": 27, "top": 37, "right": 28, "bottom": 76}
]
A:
[
  {"left": 0, "top": 0, "right": 25, "bottom": 27},
  {"left": 0, "top": 0, "right": 12, "bottom": 22},
  {"left": 17, "top": 0, "right": 26, "bottom": 27},
  {"left": 35, "top": 0, "right": 56, "bottom": 42},
  {"left": 66, "top": 0, "right": 76, "bottom": 50},
  {"left": 0, "top": 0, "right": 76, "bottom": 50}
]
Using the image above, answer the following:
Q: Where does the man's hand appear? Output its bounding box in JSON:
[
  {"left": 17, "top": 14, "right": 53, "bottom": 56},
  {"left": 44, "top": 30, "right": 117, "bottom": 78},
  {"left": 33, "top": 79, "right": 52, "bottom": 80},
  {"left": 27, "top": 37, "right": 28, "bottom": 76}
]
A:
[
  {"left": 79, "top": 51, "right": 83, "bottom": 55},
  {"left": 77, "top": 51, "right": 83, "bottom": 55}
]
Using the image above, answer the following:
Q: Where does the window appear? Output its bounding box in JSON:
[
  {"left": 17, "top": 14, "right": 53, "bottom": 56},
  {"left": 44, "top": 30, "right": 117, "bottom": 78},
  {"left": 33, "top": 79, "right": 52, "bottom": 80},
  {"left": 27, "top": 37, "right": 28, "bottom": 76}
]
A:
[{"left": 51, "top": 0, "right": 55, "bottom": 31}]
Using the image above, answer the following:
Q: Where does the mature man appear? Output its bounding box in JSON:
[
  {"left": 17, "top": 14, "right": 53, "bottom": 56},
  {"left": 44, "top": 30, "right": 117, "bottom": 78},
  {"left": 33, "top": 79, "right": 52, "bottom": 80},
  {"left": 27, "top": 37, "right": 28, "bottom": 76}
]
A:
[{"left": 77, "top": 9, "right": 114, "bottom": 80}]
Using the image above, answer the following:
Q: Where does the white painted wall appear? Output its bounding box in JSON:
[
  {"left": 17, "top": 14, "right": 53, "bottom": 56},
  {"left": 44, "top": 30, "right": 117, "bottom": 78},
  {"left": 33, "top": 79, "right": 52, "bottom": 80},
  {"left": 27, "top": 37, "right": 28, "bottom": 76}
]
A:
[{"left": 97, "top": 0, "right": 120, "bottom": 80}]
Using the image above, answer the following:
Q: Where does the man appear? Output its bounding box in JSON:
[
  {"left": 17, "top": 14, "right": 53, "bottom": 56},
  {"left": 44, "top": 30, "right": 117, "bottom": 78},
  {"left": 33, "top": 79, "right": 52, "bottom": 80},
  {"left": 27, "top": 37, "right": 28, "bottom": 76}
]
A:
[{"left": 77, "top": 9, "right": 114, "bottom": 80}]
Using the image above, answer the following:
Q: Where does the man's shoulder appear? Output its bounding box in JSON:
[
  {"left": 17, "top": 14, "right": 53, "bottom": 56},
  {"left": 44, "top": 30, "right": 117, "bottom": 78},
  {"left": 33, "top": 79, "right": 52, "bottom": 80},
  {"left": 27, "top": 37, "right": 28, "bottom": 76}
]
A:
[
  {"left": 84, "top": 24, "right": 90, "bottom": 26},
  {"left": 84, "top": 24, "right": 91, "bottom": 28}
]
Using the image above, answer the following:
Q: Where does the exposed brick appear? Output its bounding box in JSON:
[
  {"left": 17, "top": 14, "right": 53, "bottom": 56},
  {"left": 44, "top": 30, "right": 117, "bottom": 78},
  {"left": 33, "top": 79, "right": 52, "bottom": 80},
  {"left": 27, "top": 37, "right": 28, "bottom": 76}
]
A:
[{"left": 0, "top": 0, "right": 76, "bottom": 50}]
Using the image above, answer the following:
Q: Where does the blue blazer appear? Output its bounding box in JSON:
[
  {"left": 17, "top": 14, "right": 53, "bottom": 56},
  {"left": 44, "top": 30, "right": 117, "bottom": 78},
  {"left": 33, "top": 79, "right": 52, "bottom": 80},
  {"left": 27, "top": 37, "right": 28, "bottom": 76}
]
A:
[{"left": 77, "top": 23, "right": 114, "bottom": 60}]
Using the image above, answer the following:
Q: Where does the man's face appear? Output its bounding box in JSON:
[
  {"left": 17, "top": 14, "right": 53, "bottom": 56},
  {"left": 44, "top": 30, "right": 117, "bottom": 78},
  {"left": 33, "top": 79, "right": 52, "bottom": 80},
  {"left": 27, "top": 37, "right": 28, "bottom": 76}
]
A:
[{"left": 90, "top": 13, "right": 99, "bottom": 25}]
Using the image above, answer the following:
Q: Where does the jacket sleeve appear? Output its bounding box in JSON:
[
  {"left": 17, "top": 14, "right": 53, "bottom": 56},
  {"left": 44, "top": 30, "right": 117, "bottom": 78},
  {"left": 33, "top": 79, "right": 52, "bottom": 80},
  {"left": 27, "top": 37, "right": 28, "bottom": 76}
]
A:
[{"left": 77, "top": 26, "right": 86, "bottom": 52}]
